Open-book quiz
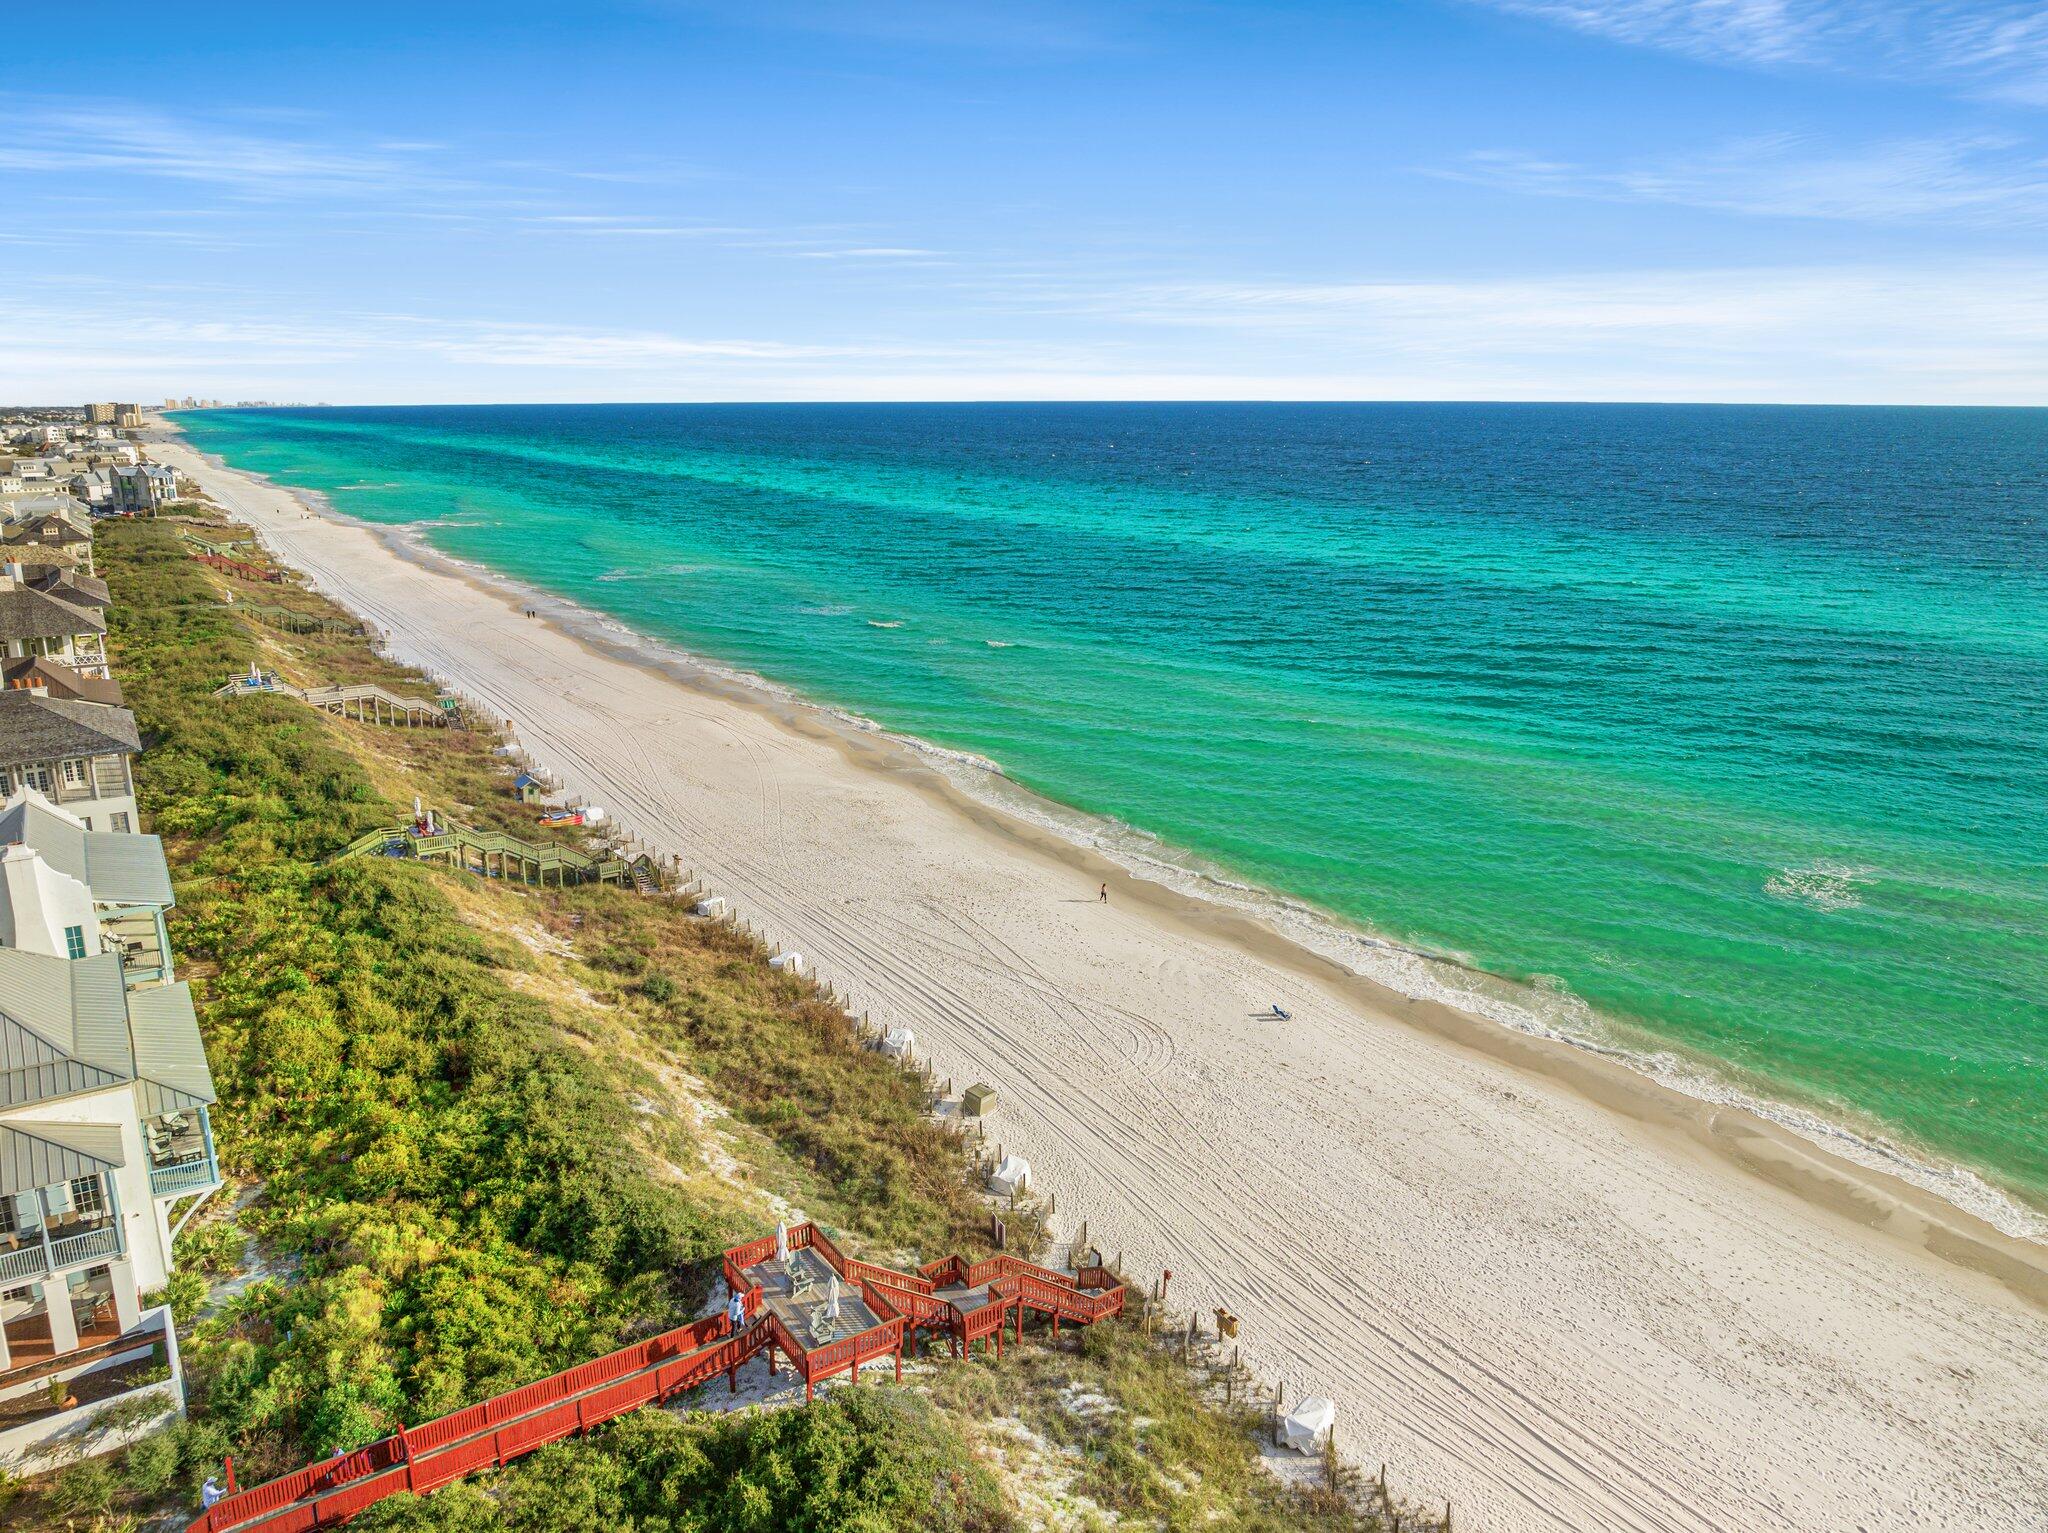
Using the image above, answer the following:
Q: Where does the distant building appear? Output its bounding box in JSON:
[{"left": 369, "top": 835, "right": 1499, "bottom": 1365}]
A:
[
  {"left": 1, "top": 500, "right": 95, "bottom": 576},
  {"left": 67, "top": 470, "right": 112, "bottom": 511},
  {"left": 82, "top": 405, "right": 115, "bottom": 426},
  {"left": 109, "top": 465, "right": 174, "bottom": 515}
]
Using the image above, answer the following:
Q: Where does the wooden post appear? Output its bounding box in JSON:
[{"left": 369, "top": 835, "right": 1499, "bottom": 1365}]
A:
[{"left": 1272, "top": 1383, "right": 1283, "bottom": 1447}]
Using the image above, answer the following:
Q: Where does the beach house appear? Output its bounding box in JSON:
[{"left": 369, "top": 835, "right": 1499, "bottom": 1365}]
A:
[
  {"left": 0, "top": 880, "right": 214, "bottom": 1467},
  {"left": 2, "top": 498, "right": 95, "bottom": 576},
  {"left": 0, "top": 693, "right": 142, "bottom": 833},
  {"left": 0, "top": 564, "right": 110, "bottom": 678},
  {"left": 0, "top": 793, "right": 175, "bottom": 989},
  {"left": 109, "top": 465, "right": 176, "bottom": 515}
]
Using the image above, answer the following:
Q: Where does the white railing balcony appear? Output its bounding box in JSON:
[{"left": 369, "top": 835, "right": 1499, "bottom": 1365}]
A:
[
  {"left": 149, "top": 1155, "right": 218, "bottom": 1199},
  {"left": 0, "top": 1244, "right": 46, "bottom": 1282},
  {"left": 48, "top": 1224, "right": 120, "bottom": 1271}
]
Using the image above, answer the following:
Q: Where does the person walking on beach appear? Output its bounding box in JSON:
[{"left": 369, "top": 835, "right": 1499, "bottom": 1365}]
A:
[{"left": 1099, "top": 882, "right": 1108, "bottom": 903}]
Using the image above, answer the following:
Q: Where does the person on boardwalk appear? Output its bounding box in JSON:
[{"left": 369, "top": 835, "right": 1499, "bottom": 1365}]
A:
[{"left": 726, "top": 1289, "right": 747, "bottom": 1333}]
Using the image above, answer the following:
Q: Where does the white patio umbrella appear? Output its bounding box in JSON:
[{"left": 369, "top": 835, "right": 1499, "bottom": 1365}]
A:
[
  {"left": 825, "top": 1272, "right": 841, "bottom": 1322},
  {"left": 775, "top": 1220, "right": 789, "bottom": 1264}
]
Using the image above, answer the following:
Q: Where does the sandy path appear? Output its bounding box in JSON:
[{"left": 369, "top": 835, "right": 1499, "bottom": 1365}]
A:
[{"left": 154, "top": 434, "right": 2048, "bottom": 1533}]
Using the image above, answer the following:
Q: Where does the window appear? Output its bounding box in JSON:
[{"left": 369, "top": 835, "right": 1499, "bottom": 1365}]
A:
[
  {"left": 20, "top": 765, "right": 50, "bottom": 795},
  {"left": 63, "top": 924, "right": 86, "bottom": 959},
  {"left": 59, "top": 759, "right": 85, "bottom": 787},
  {"left": 68, "top": 1177, "right": 104, "bottom": 1219},
  {"left": 110, "top": 812, "right": 130, "bottom": 833},
  {"left": 0, "top": 1201, "right": 13, "bottom": 1238}
]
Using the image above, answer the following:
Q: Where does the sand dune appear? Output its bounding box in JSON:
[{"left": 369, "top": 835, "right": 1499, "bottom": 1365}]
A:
[{"left": 153, "top": 432, "right": 2048, "bottom": 1533}]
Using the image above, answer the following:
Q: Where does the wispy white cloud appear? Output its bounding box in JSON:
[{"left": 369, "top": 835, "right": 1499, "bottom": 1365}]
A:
[
  {"left": 1439, "top": 132, "right": 2048, "bottom": 225},
  {"left": 0, "top": 104, "right": 452, "bottom": 198},
  {"left": 1477, "top": 1, "right": 2048, "bottom": 102}
]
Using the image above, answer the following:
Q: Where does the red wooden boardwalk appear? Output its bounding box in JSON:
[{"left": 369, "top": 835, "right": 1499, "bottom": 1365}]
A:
[{"left": 191, "top": 1224, "right": 1125, "bottom": 1533}]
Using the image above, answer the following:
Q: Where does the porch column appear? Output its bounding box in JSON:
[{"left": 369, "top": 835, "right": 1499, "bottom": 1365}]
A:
[
  {"left": 41, "top": 1274, "right": 79, "bottom": 1354},
  {"left": 31, "top": 1188, "right": 54, "bottom": 1272},
  {"left": 109, "top": 1258, "right": 140, "bottom": 1333}
]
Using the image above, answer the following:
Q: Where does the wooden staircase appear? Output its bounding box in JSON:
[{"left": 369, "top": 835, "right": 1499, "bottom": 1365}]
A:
[{"left": 192, "top": 1225, "right": 1124, "bottom": 1533}]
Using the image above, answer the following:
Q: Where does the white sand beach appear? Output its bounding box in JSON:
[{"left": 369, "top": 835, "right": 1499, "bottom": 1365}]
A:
[{"left": 152, "top": 431, "right": 2048, "bottom": 1533}]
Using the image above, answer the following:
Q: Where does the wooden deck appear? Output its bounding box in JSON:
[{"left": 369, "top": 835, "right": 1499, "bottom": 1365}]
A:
[{"left": 192, "top": 1223, "right": 1126, "bottom": 1533}]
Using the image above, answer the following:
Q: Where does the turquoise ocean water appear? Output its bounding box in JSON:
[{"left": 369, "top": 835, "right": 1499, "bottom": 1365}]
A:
[{"left": 174, "top": 404, "right": 2048, "bottom": 1225}]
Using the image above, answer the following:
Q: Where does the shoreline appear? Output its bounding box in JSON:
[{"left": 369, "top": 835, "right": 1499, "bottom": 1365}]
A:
[
  {"left": 149, "top": 422, "right": 2048, "bottom": 1531},
  {"left": 171, "top": 424, "right": 2046, "bottom": 1250}
]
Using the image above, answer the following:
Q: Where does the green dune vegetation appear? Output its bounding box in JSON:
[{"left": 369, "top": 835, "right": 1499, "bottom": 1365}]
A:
[{"left": 4, "top": 517, "right": 1409, "bottom": 1532}]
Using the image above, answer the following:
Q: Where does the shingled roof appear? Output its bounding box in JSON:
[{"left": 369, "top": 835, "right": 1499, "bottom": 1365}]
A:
[
  {"left": 0, "top": 584, "right": 106, "bottom": 642},
  {"left": 0, "top": 692, "right": 139, "bottom": 765}
]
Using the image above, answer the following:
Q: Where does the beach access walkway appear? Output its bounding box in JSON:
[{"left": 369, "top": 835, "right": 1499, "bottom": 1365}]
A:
[
  {"left": 186, "top": 1222, "right": 1125, "bottom": 1533},
  {"left": 215, "top": 669, "right": 452, "bottom": 727},
  {"left": 332, "top": 808, "right": 663, "bottom": 891}
]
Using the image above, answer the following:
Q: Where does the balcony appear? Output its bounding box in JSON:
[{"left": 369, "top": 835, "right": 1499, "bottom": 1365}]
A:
[
  {"left": 149, "top": 1156, "right": 217, "bottom": 1199},
  {"left": 47, "top": 1225, "right": 119, "bottom": 1269},
  {"left": 147, "top": 1108, "right": 219, "bottom": 1200},
  {"left": 0, "top": 1216, "right": 123, "bottom": 1284}
]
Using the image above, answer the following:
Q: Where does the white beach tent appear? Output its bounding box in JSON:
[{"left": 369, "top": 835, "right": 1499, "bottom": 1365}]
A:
[
  {"left": 1279, "top": 1396, "right": 1336, "bottom": 1453},
  {"left": 769, "top": 952, "right": 805, "bottom": 975},
  {"left": 988, "top": 1154, "right": 1031, "bottom": 1197},
  {"left": 881, "top": 1026, "right": 916, "bottom": 1060}
]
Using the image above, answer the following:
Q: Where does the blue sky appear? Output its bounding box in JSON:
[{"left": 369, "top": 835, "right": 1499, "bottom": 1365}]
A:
[{"left": 5, "top": 0, "right": 2045, "bottom": 403}]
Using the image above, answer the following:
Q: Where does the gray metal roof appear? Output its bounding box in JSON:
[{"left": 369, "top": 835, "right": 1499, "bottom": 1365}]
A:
[
  {"left": 0, "top": 1013, "right": 123, "bottom": 1108},
  {"left": 0, "top": 795, "right": 172, "bottom": 907},
  {"left": 0, "top": 1122, "right": 124, "bottom": 1197},
  {"left": 0, "top": 952, "right": 134, "bottom": 1109},
  {"left": 127, "top": 984, "right": 215, "bottom": 1111}
]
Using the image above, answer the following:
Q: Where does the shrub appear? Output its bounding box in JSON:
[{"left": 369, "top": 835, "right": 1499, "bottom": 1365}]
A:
[
  {"left": 121, "top": 1429, "right": 182, "bottom": 1496},
  {"left": 46, "top": 1459, "right": 115, "bottom": 1516},
  {"left": 144, "top": 1269, "right": 209, "bottom": 1327}
]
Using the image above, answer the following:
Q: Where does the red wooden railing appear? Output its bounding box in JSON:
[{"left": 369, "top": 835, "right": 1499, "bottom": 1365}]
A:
[
  {"left": 190, "top": 1311, "right": 761, "bottom": 1533},
  {"left": 193, "top": 553, "right": 285, "bottom": 584},
  {"left": 195, "top": 1224, "right": 1126, "bottom": 1533}
]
